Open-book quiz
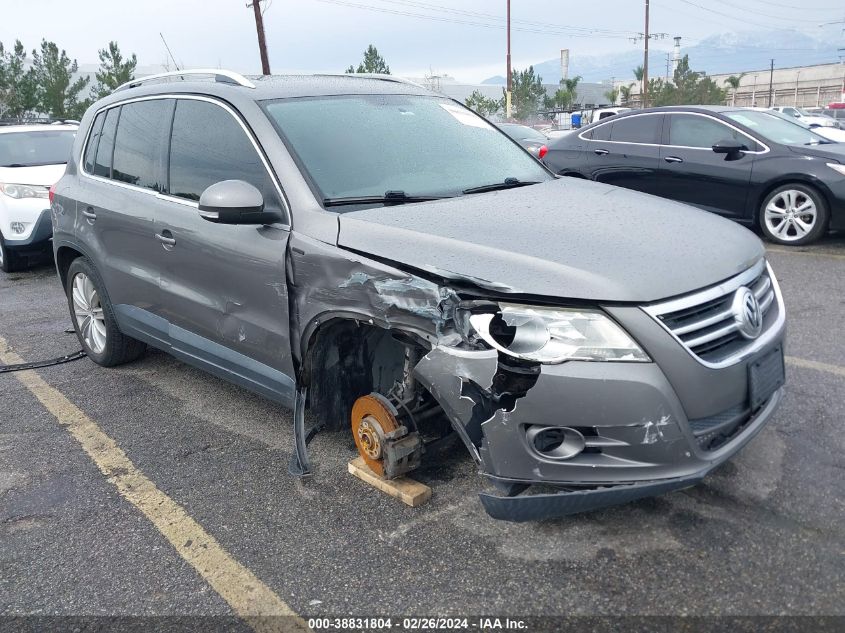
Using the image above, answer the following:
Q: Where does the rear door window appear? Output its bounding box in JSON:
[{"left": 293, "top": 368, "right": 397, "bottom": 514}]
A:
[
  {"left": 609, "top": 115, "right": 661, "bottom": 144},
  {"left": 111, "top": 99, "right": 172, "bottom": 191},
  {"left": 93, "top": 107, "right": 119, "bottom": 178},
  {"left": 168, "top": 99, "right": 281, "bottom": 210}
]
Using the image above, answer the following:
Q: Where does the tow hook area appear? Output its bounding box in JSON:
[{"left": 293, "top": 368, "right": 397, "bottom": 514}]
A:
[{"left": 351, "top": 393, "right": 423, "bottom": 479}]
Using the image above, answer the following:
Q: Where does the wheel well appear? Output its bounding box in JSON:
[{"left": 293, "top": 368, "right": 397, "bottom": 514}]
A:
[
  {"left": 755, "top": 180, "right": 831, "bottom": 227},
  {"left": 56, "top": 246, "right": 84, "bottom": 290},
  {"left": 302, "top": 319, "right": 426, "bottom": 431}
]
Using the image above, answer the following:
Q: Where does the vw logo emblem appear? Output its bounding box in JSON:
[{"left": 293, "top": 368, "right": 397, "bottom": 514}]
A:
[{"left": 732, "top": 287, "right": 763, "bottom": 340}]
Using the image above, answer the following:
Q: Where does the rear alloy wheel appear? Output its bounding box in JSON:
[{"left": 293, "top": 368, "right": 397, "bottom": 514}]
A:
[
  {"left": 66, "top": 257, "right": 146, "bottom": 366},
  {"left": 760, "top": 185, "right": 828, "bottom": 246}
]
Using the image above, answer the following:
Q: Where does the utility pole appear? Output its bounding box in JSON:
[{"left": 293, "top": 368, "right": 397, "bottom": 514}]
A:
[
  {"left": 630, "top": 1, "right": 667, "bottom": 108},
  {"left": 248, "top": 0, "right": 271, "bottom": 76},
  {"left": 643, "top": 0, "right": 650, "bottom": 108},
  {"left": 768, "top": 59, "right": 775, "bottom": 107},
  {"left": 506, "top": 0, "right": 512, "bottom": 119}
]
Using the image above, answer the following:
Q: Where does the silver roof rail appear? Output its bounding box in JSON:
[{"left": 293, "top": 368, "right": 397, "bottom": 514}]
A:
[
  {"left": 115, "top": 69, "right": 256, "bottom": 92},
  {"left": 313, "top": 73, "right": 426, "bottom": 89}
]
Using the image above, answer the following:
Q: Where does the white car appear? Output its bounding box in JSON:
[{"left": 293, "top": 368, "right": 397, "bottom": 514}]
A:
[
  {"left": 753, "top": 108, "right": 845, "bottom": 142},
  {"left": 0, "top": 122, "right": 77, "bottom": 272},
  {"left": 771, "top": 106, "right": 837, "bottom": 129}
]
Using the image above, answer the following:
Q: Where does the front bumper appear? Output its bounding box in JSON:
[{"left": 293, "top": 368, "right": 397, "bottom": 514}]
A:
[
  {"left": 479, "top": 388, "right": 782, "bottom": 522},
  {"left": 414, "top": 284, "right": 787, "bottom": 521}
]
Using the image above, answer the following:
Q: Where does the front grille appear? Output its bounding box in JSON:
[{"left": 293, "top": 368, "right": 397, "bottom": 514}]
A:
[{"left": 643, "top": 260, "right": 781, "bottom": 367}]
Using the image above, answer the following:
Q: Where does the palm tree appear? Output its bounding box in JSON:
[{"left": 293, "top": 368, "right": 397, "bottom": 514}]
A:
[
  {"left": 633, "top": 65, "right": 644, "bottom": 104},
  {"left": 604, "top": 87, "right": 620, "bottom": 105},
  {"left": 619, "top": 83, "right": 635, "bottom": 106},
  {"left": 725, "top": 73, "right": 746, "bottom": 106}
]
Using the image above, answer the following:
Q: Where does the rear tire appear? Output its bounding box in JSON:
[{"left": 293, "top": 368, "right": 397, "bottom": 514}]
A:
[
  {"left": 0, "top": 232, "right": 21, "bottom": 273},
  {"left": 66, "top": 257, "right": 146, "bottom": 366},
  {"left": 759, "top": 184, "right": 828, "bottom": 246}
]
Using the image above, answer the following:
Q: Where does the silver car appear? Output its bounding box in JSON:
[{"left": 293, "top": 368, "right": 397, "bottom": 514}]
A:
[{"left": 52, "top": 70, "right": 786, "bottom": 521}]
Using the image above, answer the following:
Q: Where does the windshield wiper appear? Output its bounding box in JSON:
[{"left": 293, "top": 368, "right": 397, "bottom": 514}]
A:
[
  {"left": 323, "top": 190, "right": 451, "bottom": 207},
  {"left": 805, "top": 140, "right": 834, "bottom": 145},
  {"left": 462, "top": 177, "right": 542, "bottom": 195}
]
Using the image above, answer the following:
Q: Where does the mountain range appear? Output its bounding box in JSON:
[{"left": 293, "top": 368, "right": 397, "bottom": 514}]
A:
[{"left": 482, "top": 30, "right": 843, "bottom": 85}]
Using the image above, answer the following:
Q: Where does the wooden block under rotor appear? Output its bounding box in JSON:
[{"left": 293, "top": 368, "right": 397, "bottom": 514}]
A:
[{"left": 347, "top": 456, "right": 432, "bottom": 508}]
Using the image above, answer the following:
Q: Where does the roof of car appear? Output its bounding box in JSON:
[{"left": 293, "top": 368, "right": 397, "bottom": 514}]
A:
[{"left": 100, "top": 73, "right": 437, "bottom": 104}]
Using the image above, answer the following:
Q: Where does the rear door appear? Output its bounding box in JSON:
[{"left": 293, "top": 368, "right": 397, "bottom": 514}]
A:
[
  {"left": 75, "top": 99, "right": 173, "bottom": 341},
  {"left": 583, "top": 113, "right": 664, "bottom": 195},
  {"left": 156, "top": 97, "right": 295, "bottom": 403},
  {"left": 657, "top": 113, "right": 759, "bottom": 219}
]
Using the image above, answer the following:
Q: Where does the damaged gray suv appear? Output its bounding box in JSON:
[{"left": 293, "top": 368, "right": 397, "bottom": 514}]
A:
[{"left": 52, "top": 70, "right": 786, "bottom": 521}]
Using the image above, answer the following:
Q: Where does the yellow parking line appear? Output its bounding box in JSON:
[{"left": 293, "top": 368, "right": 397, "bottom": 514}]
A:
[
  {"left": 786, "top": 355, "right": 845, "bottom": 379},
  {"left": 0, "top": 336, "right": 309, "bottom": 633},
  {"left": 767, "top": 247, "right": 845, "bottom": 261}
]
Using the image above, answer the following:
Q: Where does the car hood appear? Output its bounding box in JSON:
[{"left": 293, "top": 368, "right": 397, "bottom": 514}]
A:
[
  {"left": 337, "top": 178, "right": 764, "bottom": 303},
  {"left": 0, "top": 163, "right": 67, "bottom": 187}
]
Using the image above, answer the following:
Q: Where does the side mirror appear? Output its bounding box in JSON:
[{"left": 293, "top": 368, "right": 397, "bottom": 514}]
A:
[
  {"left": 198, "top": 180, "right": 281, "bottom": 225},
  {"left": 712, "top": 140, "right": 746, "bottom": 155}
]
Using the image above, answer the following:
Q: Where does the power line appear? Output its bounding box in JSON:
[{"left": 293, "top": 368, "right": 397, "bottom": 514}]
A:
[
  {"left": 709, "top": 0, "right": 835, "bottom": 23},
  {"left": 312, "top": 0, "right": 636, "bottom": 39}
]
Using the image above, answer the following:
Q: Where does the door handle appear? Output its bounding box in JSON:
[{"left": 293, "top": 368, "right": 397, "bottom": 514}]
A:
[
  {"left": 594, "top": 148, "right": 610, "bottom": 156},
  {"left": 82, "top": 207, "right": 96, "bottom": 222},
  {"left": 155, "top": 232, "right": 176, "bottom": 247},
  {"left": 664, "top": 156, "right": 684, "bottom": 164}
]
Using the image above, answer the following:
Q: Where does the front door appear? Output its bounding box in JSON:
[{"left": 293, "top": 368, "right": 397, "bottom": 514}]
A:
[
  {"left": 657, "top": 113, "right": 757, "bottom": 219},
  {"left": 156, "top": 97, "right": 295, "bottom": 404}
]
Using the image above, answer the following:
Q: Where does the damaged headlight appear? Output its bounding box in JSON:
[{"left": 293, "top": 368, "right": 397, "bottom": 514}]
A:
[{"left": 468, "top": 304, "right": 649, "bottom": 364}]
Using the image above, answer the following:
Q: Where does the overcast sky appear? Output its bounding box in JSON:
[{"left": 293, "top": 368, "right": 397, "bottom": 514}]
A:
[{"left": 2, "top": 0, "right": 843, "bottom": 82}]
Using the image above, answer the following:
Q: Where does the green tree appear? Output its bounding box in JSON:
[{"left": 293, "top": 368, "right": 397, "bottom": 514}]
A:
[
  {"left": 604, "top": 87, "right": 619, "bottom": 105},
  {"left": 465, "top": 89, "right": 501, "bottom": 117},
  {"left": 650, "top": 56, "right": 726, "bottom": 107},
  {"left": 724, "top": 73, "right": 746, "bottom": 105},
  {"left": 505, "top": 66, "right": 546, "bottom": 120},
  {"left": 30, "top": 40, "right": 90, "bottom": 119},
  {"left": 92, "top": 41, "right": 137, "bottom": 99},
  {"left": 0, "top": 40, "right": 38, "bottom": 119},
  {"left": 345, "top": 45, "right": 390, "bottom": 74}
]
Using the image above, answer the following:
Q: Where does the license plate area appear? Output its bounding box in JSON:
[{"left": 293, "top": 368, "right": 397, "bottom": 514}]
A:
[{"left": 748, "top": 346, "right": 785, "bottom": 410}]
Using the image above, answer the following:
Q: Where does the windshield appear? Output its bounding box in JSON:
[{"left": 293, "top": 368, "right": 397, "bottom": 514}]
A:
[
  {"left": 500, "top": 124, "right": 547, "bottom": 142},
  {"left": 0, "top": 129, "right": 76, "bottom": 167},
  {"left": 263, "top": 95, "right": 550, "bottom": 205},
  {"left": 726, "top": 111, "right": 827, "bottom": 145}
]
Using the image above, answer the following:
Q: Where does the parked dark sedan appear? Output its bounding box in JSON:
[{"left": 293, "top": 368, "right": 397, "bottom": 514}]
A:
[
  {"left": 543, "top": 106, "right": 845, "bottom": 245},
  {"left": 498, "top": 123, "right": 548, "bottom": 158}
]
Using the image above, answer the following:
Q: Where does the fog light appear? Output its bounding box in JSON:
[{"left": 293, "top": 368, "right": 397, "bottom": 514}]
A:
[
  {"left": 526, "top": 426, "right": 585, "bottom": 460},
  {"left": 10, "top": 222, "right": 27, "bottom": 235}
]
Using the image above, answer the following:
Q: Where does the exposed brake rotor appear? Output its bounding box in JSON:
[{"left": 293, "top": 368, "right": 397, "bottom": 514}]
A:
[
  {"left": 351, "top": 393, "right": 401, "bottom": 477},
  {"left": 351, "top": 393, "right": 422, "bottom": 479}
]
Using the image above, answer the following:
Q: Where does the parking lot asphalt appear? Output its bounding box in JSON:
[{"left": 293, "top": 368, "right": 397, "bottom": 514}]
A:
[{"left": 1, "top": 236, "right": 844, "bottom": 628}]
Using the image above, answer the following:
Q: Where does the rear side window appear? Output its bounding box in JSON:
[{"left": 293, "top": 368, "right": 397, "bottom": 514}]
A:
[
  {"left": 609, "top": 115, "right": 661, "bottom": 144},
  {"left": 93, "top": 107, "right": 119, "bottom": 178},
  {"left": 112, "top": 100, "right": 171, "bottom": 191},
  {"left": 83, "top": 112, "right": 106, "bottom": 173},
  {"left": 667, "top": 114, "right": 746, "bottom": 148},
  {"left": 591, "top": 122, "right": 612, "bottom": 141},
  {"left": 168, "top": 99, "right": 279, "bottom": 207}
]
